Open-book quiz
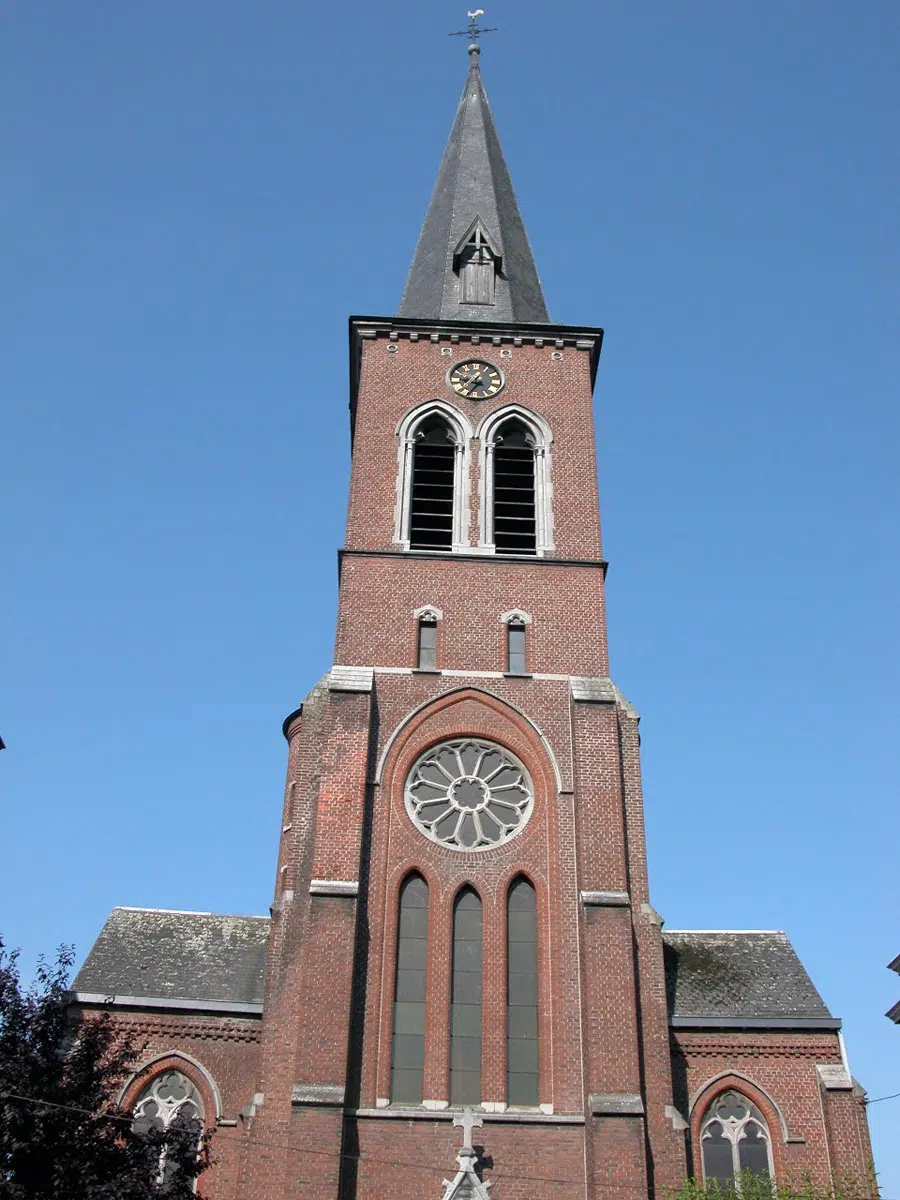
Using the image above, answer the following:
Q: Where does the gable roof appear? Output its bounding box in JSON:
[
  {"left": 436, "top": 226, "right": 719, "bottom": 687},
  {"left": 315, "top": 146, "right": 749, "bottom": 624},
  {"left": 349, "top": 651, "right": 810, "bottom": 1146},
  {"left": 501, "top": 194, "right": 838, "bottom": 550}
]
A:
[
  {"left": 72, "top": 913, "right": 837, "bottom": 1029},
  {"left": 663, "top": 930, "right": 836, "bottom": 1027},
  {"left": 72, "top": 908, "right": 269, "bottom": 1014},
  {"left": 398, "top": 49, "right": 549, "bottom": 325}
]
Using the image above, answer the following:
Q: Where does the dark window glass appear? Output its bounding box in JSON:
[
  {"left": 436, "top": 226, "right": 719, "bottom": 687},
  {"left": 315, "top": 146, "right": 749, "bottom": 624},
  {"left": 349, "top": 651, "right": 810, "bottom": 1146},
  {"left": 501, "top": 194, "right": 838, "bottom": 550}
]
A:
[
  {"left": 702, "top": 1121, "right": 735, "bottom": 1183},
  {"left": 417, "top": 618, "right": 437, "bottom": 670},
  {"left": 410, "top": 417, "right": 455, "bottom": 551},
  {"left": 507, "top": 877, "right": 538, "bottom": 1105},
  {"left": 507, "top": 622, "right": 526, "bottom": 674},
  {"left": 738, "top": 1124, "right": 771, "bottom": 1178},
  {"left": 391, "top": 874, "right": 428, "bottom": 1103},
  {"left": 450, "top": 887, "right": 482, "bottom": 1106},
  {"left": 493, "top": 419, "right": 536, "bottom": 554}
]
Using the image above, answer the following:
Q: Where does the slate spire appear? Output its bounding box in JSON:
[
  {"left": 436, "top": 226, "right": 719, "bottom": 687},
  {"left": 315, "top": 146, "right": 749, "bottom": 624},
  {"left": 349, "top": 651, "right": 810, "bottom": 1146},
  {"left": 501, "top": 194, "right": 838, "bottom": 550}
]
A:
[{"left": 399, "top": 45, "right": 549, "bottom": 324}]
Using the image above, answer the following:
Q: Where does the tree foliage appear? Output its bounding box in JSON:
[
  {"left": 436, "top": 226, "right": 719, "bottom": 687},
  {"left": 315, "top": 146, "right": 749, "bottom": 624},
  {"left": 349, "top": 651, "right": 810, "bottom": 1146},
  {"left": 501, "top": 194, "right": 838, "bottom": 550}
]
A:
[
  {"left": 0, "top": 939, "right": 210, "bottom": 1200},
  {"left": 668, "top": 1173, "right": 876, "bottom": 1200}
]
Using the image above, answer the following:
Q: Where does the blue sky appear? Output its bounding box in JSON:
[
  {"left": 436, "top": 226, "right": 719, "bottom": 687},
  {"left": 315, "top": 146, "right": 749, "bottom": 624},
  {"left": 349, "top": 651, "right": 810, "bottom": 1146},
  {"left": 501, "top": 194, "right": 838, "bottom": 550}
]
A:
[{"left": 2, "top": 0, "right": 898, "bottom": 1189}]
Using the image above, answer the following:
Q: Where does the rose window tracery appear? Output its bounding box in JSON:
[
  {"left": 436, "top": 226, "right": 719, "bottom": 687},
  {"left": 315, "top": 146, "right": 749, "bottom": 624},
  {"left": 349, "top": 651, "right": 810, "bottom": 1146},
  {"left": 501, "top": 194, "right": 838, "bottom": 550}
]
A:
[{"left": 405, "top": 739, "right": 533, "bottom": 851}]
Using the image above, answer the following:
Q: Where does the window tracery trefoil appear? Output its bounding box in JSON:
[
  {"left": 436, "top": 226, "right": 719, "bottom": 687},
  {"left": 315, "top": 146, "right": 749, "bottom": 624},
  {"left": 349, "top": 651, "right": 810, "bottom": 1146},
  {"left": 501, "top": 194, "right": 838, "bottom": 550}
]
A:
[
  {"left": 405, "top": 738, "right": 533, "bottom": 851},
  {"left": 700, "top": 1090, "right": 774, "bottom": 1185}
]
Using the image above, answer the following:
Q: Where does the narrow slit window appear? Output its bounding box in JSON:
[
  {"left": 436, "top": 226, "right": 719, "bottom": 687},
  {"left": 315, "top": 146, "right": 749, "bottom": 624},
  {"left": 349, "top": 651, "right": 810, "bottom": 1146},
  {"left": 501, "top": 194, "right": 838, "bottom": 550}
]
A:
[
  {"left": 493, "top": 419, "right": 536, "bottom": 554},
  {"left": 409, "top": 416, "right": 455, "bottom": 551},
  {"left": 450, "top": 887, "right": 482, "bottom": 1107},
  {"left": 507, "top": 877, "right": 538, "bottom": 1106},
  {"left": 417, "top": 617, "right": 437, "bottom": 670},
  {"left": 390, "top": 874, "right": 429, "bottom": 1104},
  {"left": 507, "top": 621, "right": 526, "bottom": 674}
]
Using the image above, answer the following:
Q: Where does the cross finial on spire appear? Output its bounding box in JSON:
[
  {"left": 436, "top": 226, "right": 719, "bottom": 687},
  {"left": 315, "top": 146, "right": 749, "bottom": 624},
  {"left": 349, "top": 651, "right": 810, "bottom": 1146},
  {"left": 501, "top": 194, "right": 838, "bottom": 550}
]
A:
[
  {"left": 453, "top": 1108, "right": 484, "bottom": 1151},
  {"left": 449, "top": 9, "right": 498, "bottom": 57}
]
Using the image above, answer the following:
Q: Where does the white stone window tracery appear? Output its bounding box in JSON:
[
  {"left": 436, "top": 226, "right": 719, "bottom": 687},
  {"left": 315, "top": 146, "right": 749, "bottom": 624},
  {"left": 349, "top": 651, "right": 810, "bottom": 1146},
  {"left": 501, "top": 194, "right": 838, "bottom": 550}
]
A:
[
  {"left": 132, "top": 1070, "right": 203, "bottom": 1187},
  {"left": 700, "top": 1090, "right": 774, "bottom": 1186},
  {"left": 405, "top": 738, "right": 533, "bottom": 851}
]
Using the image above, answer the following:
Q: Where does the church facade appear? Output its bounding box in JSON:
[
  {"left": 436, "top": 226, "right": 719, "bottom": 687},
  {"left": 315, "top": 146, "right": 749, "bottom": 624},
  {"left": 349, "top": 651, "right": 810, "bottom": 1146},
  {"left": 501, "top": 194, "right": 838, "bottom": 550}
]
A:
[{"left": 73, "top": 46, "right": 874, "bottom": 1200}]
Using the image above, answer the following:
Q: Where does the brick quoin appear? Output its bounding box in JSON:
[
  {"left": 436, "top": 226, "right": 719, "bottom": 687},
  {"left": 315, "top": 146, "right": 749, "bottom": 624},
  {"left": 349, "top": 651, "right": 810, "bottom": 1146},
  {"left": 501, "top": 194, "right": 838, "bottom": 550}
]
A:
[{"left": 72, "top": 46, "right": 876, "bottom": 1200}]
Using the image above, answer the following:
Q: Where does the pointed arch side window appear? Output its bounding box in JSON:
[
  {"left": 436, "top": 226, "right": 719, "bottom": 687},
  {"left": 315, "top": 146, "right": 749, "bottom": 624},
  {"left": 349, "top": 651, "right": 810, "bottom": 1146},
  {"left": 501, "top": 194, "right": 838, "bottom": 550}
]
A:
[
  {"left": 132, "top": 1070, "right": 203, "bottom": 1188},
  {"left": 395, "top": 404, "right": 471, "bottom": 554},
  {"left": 390, "top": 873, "right": 429, "bottom": 1104},
  {"left": 450, "top": 886, "right": 482, "bottom": 1106},
  {"left": 492, "top": 418, "right": 537, "bottom": 554},
  {"left": 454, "top": 218, "right": 500, "bottom": 307},
  {"left": 409, "top": 415, "right": 456, "bottom": 550},
  {"left": 507, "top": 877, "right": 538, "bottom": 1105},
  {"left": 700, "top": 1090, "right": 774, "bottom": 1185},
  {"left": 479, "top": 408, "right": 553, "bottom": 556}
]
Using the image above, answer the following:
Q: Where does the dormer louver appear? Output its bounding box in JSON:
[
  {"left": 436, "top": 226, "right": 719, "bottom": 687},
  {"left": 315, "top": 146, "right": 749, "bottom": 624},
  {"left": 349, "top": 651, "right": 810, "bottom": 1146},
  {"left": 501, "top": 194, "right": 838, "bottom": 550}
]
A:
[{"left": 454, "top": 218, "right": 501, "bottom": 306}]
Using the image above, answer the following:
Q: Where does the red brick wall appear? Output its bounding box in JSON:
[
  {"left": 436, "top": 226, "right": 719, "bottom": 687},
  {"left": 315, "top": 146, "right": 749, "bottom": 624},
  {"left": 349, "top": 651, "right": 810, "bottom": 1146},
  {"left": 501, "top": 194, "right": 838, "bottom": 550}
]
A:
[
  {"left": 675, "top": 1032, "right": 874, "bottom": 1191},
  {"left": 345, "top": 337, "right": 603, "bottom": 562}
]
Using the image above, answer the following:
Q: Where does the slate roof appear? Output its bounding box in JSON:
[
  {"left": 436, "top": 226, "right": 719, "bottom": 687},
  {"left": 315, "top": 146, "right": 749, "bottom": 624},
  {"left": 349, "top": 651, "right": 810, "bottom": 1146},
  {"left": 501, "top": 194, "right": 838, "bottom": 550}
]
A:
[
  {"left": 398, "top": 48, "right": 549, "bottom": 325},
  {"left": 72, "top": 908, "right": 269, "bottom": 1011},
  {"left": 663, "top": 931, "right": 835, "bottom": 1024}
]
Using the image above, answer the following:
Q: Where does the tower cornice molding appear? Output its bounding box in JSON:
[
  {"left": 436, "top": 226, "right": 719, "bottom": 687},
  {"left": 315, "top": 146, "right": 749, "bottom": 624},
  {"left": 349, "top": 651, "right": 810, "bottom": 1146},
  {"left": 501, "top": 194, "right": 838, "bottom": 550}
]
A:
[{"left": 348, "top": 315, "right": 604, "bottom": 441}]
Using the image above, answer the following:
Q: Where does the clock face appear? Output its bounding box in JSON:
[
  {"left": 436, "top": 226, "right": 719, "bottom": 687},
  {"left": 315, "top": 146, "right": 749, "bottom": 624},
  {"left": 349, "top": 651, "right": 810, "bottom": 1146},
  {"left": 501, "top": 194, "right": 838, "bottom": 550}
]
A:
[{"left": 448, "top": 359, "right": 504, "bottom": 400}]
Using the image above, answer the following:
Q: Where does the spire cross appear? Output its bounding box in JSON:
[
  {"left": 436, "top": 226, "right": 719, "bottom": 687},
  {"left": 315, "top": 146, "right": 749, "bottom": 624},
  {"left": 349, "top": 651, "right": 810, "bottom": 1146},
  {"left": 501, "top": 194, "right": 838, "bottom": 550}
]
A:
[
  {"left": 449, "top": 9, "right": 498, "bottom": 46},
  {"left": 453, "top": 1107, "right": 483, "bottom": 1151}
]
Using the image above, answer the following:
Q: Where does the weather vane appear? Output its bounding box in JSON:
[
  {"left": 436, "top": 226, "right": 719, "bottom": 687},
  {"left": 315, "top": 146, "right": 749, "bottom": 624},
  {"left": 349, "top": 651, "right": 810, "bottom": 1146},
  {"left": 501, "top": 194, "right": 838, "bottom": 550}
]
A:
[{"left": 449, "top": 9, "right": 498, "bottom": 46}]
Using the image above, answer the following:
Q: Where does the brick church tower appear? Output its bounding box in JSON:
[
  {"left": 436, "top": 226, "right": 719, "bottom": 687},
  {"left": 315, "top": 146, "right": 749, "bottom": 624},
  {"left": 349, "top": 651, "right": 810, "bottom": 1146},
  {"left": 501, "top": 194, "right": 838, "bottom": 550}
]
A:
[{"left": 74, "top": 42, "right": 875, "bottom": 1200}]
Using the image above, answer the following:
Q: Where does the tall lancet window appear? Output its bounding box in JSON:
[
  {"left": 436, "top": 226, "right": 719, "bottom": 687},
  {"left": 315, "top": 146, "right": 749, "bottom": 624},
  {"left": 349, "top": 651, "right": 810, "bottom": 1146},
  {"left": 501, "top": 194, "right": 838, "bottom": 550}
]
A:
[
  {"left": 409, "top": 416, "right": 457, "bottom": 551},
  {"left": 454, "top": 218, "right": 499, "bottom": 306},
  {"left": 507, "top": 877, "right": 539, "bottom": 1105},
  {"left": 493, "top": 418, "right": 537, "bottom": 554},
  {"left": 391, "top": 874, "right": 429, "bottom": 1104},
  {"left": 450, "top": 886, "right": 483, "bottom": 1106}
]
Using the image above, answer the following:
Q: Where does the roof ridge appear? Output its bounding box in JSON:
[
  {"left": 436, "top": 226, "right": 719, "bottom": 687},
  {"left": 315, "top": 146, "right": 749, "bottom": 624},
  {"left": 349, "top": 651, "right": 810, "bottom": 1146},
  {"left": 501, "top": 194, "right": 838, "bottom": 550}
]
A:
[
  {"left": 664, "top": 929, "right": 786, "bottom": 935},
  {"left": 114, "top": 906, "right": 269, "bottom": 920}
]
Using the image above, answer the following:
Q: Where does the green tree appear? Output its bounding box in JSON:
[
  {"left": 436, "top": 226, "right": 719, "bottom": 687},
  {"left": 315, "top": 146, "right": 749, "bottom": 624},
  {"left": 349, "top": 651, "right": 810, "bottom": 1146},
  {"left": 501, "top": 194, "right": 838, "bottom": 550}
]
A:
[
  {"left": 0, "top": 939, "right": 210, "bottom": 1200},
  {"left": 668, "top": 1172, "right": 876, "bottom": 1200}
]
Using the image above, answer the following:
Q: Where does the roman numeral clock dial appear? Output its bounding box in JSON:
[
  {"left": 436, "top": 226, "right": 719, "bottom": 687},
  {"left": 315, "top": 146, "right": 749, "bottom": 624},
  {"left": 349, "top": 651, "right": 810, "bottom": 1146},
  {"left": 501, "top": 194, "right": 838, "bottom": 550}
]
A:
[{"left": 448, "top": 359, "right": 504, "bottom": 400}]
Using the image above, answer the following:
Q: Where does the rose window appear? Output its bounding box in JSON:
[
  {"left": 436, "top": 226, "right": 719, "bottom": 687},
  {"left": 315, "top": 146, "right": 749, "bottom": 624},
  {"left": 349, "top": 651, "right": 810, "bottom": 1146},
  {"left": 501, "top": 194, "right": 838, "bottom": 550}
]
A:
[{"left": 405, "top": 738, "right": 533, "bottom": 851}]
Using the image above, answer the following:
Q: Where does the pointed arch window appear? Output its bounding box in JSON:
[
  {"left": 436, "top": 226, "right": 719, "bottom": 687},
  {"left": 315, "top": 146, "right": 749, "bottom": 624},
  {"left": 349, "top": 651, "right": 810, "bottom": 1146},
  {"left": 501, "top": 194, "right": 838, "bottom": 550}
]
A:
[
  {"left": 700, "top": 1091, "right": 774, "bottom": 1185},
  {"left": 409, "top": 415, "right": 456, "bottom": 550},
  {"left": 395, "top": 404, "right": 472, "bottom": 553},
  {"left": 450, "top": 886, "right": 483, "bottom": 1106},
  {"left": 390, "top": 874, "right": 429, "bottom": 1104},
  {"left": 507, "top": 877, "right": 539, "bottom": 1105},
  {"left": 132, "top": 1070, "right": 203, "bottom": 1187},
  {"left": 479, "top": 408, "right": 553, "bottom": 556}
]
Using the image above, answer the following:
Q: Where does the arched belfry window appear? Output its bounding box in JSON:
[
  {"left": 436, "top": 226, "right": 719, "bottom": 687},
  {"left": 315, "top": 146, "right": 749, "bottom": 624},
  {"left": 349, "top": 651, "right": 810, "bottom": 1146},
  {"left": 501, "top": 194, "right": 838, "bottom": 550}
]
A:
[
  {"left": 493, "top": 419, "right": 536, "bottom": 553},
  {"left": 454, "top": 217, "right": 500, "bottom": 306},
  {"left": 395, "top": 403, "right": 472, "bottom": 553},
  {"left": 478, "top": 407, "right": 553, "bottom": 556},
  {"left": 700, "top": 1091, "right": 774, "bottom": 1185},
  {"left": 390, "top": 874, "right": 429, "bottom": 1104},
  {"left": 507, "top": 877, "right": 538, "bottom": 1105},
  {"left": 450, "top": 886, "right": 483, "bottom": 1106},
  {"left": 410, "top": 415, "right": 456, "bottom": 550}
]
